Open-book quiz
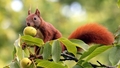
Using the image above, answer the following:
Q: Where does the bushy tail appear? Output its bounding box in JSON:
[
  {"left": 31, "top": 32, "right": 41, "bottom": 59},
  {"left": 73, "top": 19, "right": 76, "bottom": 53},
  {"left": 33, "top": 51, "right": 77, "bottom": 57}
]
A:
[{"left": 68, "top": 23, "right": 114, "bottom": 45}]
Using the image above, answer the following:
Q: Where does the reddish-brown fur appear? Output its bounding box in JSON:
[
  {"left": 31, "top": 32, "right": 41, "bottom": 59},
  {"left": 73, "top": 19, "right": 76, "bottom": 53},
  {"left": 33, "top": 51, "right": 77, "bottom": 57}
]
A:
[
  {"left": 69, "top": 23, "right": 114, "bottom": 45},
  {"left": 37, "top": 17, "right": 62, "bottom": 42}
]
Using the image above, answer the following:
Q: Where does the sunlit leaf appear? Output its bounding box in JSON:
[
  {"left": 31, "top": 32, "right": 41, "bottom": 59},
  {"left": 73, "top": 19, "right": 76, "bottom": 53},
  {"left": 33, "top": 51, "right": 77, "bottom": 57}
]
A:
[
  {"left": 36, "top": 59, "right": 67, "bottom": 68},
  {"left": 52, "top": 40, "right": 62, "bottom": 62},
  {"left": 58, "top": 37, "right": 77, "bottom": 56},
  {"left": 43, "top": 42, "right": 51, "bottom": 60},
  {"left": 80, "top": 45, "right": 100, "bottom": 59},
  {"left": 14, "top": 34, "right": 21, "bottom": 47},
  {"left": 70, "top": 39, "right": 89, "bottom": 51},
  {"left": 109, "top": 46, "right": 120, "bottom": 65},
  {"left": 85, "top": 45, "right": 112, "bottom": 62},
  {"left": 23, "top": 47, "right": 30, "bottom": 57},
  {"left": 21, "top": 35, "right": 44, "bottom": 47},
  {"left": 10, "top": 60, "right": 20, "bottom": 68},
  {"left": 14, "top": 35, "right": 24, "bottom": 60},
  {"left": 15, "top": 46, "right": 23, "bottom": 60}
]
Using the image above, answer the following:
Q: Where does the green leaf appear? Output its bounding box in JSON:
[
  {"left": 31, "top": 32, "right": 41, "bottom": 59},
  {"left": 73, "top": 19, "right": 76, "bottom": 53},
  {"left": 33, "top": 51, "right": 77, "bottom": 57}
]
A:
[
  {"left": 14, "top": 34, "right": 21, "bottom": 47},
  {"left": 37, "top": 60, "right": 67, "bottom": 68},
  {"left": 13, "top": 46, "right": 17, "bottom": 59},
  {"left": 10, "top": 60, "right": 20, "bottom": 68},
  {"left": 80, "top": 45, "right": 100, "bottom": 59},
  {"left": 73, "top": 65, "right": 83, "bottom": 68},
  {"left": 21, "top": 35, "right": 44, "bottom": 47},
  {"left": 82, "top": 62, "right": 92, "bottom": 68},
  {"left": 15, "top": 46, "right": 24, "bottom": 60},
  {"left": 85, "top": 45, "right": 112, "bottom": 62},
  {"left": 70, "top": 39, "right": 89, "bottom": 51},
  {"left": 23, "top": 47, "right": 30, "bottom": 57},
  {"left": 114, "top": 26, "right": 120, "bottom": 44},
  {"left": 58, "top": 37, "right": 77, "bottom": 56},
  {"left": 109, "top": 46, "right": 120, "bottom": 65},
  {"left": 73, "top": 60, "right": 92, "bottom": 68},
  {"left": 29, "top": 62, "right": 36, "bottom": 68},
  {"left": 40, "top": 46, "right": 44, "bottom": 55},
  {"left": 14, "top": 35, "right": 24, "bottom": 60},
  {"left": 52, "top": 40, "right": 62, "bottom": 62},
  {"left": 43, "top": 42, "right": 51, "bottom": 60}
]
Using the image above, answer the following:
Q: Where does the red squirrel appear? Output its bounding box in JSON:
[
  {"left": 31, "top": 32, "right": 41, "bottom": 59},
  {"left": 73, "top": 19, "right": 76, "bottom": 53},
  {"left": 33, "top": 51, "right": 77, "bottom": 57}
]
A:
[
  {"left": 26, "top": 9, "right": 114, "bottom": 54},
  {"left": 26, "top": 9, "right": 62, "bottom": 42},
  {"left": 26, "top": 9, "right": 62, "bottom": 54}
]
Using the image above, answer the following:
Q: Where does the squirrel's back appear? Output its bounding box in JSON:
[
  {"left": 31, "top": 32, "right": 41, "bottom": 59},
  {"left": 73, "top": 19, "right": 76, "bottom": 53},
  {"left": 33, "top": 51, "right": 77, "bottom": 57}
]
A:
[{"left": 68, "top": 23, "right": 114, "bottom": 45}]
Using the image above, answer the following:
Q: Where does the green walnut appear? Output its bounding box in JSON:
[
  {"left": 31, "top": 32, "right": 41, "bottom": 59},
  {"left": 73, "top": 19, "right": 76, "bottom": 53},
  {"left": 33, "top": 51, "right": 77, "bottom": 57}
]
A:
[
  {"left": 23, "top": 26, "right": 37, "bottom": 36},
  {"left": 20, "top": 58, "right": 32, "bottom": 68}
]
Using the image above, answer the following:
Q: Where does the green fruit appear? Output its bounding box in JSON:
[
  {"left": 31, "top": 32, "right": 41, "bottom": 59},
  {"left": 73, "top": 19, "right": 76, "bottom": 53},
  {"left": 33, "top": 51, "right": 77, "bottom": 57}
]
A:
[
  {"left": 20, "top": 58, "right": 32, "bottom": 68},
  {"left": 23, "top": 27, "right": 37, "bottom": 36}
]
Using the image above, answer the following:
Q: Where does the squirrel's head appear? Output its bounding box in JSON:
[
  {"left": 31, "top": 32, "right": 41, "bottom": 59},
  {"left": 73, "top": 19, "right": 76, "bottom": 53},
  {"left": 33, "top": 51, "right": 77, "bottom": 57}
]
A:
[{"left": 26, "top": 9, "right": 41, "bottom": 29}]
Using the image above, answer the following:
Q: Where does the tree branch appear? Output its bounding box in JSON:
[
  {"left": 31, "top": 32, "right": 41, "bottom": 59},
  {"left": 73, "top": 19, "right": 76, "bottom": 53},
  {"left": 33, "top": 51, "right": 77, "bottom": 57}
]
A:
[
  {"left": 61, "top": 53, "right": 78, "bottom": 62},
  {"left": 90, "top": 61, "right": 115, "bottom": 68}
]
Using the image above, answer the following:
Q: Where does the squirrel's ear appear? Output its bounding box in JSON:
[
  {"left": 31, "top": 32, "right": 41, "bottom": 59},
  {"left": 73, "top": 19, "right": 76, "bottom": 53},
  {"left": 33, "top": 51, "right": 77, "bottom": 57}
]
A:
[
  {"left": 28, "top": 9, "right": 31, "bottom": 15},
  {"left": 28, "top": 6, "right": 31, "bottom": 15},
  {"left": 35, "top": 9, "right": 40, "bottom": 17}
]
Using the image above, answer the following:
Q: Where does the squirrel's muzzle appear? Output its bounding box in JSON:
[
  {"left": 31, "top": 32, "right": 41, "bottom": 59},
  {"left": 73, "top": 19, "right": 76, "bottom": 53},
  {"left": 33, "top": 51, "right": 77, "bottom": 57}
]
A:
[{"left": 27, "top": 23, "right": 30, "bottom": 26}]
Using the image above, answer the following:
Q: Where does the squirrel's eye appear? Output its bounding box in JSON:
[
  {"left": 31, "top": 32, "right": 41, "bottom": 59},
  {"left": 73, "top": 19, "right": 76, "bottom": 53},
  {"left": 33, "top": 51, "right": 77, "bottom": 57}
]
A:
[{"left": 34, "top": 17, "right": 36, "bottom": 20}]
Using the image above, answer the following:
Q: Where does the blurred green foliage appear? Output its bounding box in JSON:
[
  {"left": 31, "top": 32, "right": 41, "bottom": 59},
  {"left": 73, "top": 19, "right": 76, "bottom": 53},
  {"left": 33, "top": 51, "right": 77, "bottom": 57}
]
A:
[{"left": 0, "top": 0, "right": 120, "bottom": 67}]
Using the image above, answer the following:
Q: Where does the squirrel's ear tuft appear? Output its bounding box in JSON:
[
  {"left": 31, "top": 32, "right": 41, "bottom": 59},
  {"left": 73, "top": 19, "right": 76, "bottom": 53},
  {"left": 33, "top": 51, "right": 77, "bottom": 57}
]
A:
[
  {"left": 28, "top": 7, "right": 31, "bottom": 15},
  {"left": 28, "top": 10, "right": 31, "bottom": 15},
  {"left": 35, "top": 9, "right": 40, "bottom": 17}
]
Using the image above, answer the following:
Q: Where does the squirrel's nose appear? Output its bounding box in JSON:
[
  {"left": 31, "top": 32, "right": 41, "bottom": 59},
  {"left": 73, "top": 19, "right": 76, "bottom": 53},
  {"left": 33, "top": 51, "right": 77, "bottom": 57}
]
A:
[{"left": 27, "top": 23, "right": 30, "bottom": 26}]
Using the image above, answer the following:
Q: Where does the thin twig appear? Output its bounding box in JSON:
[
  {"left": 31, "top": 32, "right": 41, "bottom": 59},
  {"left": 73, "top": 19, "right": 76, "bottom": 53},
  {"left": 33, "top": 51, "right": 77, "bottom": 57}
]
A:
[
  {"left": 49, "top": 58, "right": 77, "bottom": 61},
  {"left": 97, "top": 61, "right": 115, "bottom": 68},
  {"left": 27, "top": 47, "right": 33, "bottom": 55},
  {"left": 32, "top": 59, "right": 37, "bottom": 68},
  {"left": 61, "top": 51, "right": 78, "bottom": 62}
]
